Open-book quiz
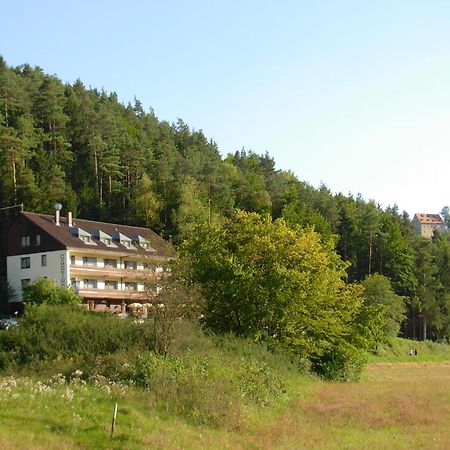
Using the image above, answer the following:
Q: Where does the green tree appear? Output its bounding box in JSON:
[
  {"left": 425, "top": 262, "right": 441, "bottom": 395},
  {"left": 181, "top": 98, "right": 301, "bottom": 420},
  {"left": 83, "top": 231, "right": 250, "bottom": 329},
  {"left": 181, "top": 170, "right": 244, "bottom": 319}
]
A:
[
  {"left": 412, "top": 239, "right": 439, "bottom": 340},
  {"left": 181, "top": 210, "right": 375, "bottom": 380},
  {"left": 173, "top": 176, "right": 212, "bottom": 240},
  {"left": 130, "top": 172, "right": 160, "bottom": 228},
  {"left": 362, "top": 274, "right": 406, "bottom": 338}
]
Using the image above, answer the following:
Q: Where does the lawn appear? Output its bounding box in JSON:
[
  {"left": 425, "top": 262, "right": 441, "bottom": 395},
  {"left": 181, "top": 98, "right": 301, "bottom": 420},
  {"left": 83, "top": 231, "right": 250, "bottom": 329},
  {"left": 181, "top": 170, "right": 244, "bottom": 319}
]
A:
[{"left": 0, "top": 361, "right": 449, "bottom": 449}]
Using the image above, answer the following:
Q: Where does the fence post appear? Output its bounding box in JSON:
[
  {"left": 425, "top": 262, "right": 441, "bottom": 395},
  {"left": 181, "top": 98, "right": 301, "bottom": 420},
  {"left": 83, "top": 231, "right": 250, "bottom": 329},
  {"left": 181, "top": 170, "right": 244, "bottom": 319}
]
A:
[{"left": 111, "top": 402, "right": 118, "bottom": 438}]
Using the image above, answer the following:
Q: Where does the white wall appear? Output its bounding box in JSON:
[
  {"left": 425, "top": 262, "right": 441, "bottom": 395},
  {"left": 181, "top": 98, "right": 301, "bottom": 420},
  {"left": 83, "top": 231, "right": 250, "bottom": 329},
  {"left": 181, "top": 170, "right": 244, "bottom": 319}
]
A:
[{"left": 7, "top": 250, "right": 69, "bottom": 301}]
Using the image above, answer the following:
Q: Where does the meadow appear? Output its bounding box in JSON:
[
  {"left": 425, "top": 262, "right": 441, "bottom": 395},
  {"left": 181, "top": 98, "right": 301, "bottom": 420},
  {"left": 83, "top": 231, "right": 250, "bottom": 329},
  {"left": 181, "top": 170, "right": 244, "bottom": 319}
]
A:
[{"left": 0, "top": 349, "right": 448, "bottom": 449}]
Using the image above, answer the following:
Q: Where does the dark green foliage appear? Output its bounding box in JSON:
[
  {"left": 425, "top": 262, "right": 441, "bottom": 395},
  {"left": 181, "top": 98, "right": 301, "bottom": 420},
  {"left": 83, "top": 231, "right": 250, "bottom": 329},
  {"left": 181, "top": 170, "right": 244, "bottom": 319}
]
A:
[
  {"left": 0, "top": 304, "right": 155, "bottom": 377},
  {"left": 0, "top": 57, "right": 448, "bottom": 344},
  {"left": 310, "top": 343, "right": 367, "bottom": 382}
]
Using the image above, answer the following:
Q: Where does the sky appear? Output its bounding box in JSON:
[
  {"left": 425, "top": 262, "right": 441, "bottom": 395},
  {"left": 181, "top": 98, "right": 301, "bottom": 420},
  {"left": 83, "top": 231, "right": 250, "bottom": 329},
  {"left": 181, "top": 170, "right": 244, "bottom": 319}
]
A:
[{"left": 1, "top": 0, "right": 450, "bottom": 217}]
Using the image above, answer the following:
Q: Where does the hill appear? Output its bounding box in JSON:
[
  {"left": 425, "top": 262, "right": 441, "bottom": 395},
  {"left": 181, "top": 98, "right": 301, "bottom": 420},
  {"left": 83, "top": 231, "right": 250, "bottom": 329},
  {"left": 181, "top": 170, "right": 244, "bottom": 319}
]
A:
[{"left": 1, "top": 57, "right": 449, "bottom": 340}]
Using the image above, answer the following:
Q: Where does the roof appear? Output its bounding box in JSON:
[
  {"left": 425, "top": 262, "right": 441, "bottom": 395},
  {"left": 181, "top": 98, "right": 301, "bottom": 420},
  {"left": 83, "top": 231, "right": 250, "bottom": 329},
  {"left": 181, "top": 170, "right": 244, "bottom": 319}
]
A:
[
  {"left": 18, "top": 212, "right": 175, "bottom": 258},
  {"left": 414, "top": 213, "right": 444, "bottom": 225}
]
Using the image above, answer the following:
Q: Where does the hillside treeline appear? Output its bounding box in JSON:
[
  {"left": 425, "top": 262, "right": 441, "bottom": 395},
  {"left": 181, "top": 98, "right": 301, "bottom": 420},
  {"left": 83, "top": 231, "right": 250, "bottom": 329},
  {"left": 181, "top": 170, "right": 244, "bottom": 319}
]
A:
[{"left": 0, "top": 57, "right": 449, "bottom": 342}]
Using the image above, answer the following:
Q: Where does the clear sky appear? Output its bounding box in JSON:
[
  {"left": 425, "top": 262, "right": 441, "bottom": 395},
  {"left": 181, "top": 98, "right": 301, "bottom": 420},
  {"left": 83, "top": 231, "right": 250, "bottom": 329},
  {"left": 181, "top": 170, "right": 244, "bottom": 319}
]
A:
[{"left": 1, "top": 0, "right": 450, "bottom": 217}]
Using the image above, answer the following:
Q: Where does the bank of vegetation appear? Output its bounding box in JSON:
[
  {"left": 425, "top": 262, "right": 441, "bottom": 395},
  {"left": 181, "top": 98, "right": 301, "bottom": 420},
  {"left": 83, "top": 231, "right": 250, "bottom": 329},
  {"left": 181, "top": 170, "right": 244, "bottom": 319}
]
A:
[
  {"left": 0, "top": 55, "right": 449, "bottom": 373},
  {"left": 0, "top": 306, "right": 449, "bottom": 449},
  {"left": 1, "top": 57, "right": 449, "bottom": 343},
  {"left": 0, "top": 56, "right": 450, "bottom": 447}
]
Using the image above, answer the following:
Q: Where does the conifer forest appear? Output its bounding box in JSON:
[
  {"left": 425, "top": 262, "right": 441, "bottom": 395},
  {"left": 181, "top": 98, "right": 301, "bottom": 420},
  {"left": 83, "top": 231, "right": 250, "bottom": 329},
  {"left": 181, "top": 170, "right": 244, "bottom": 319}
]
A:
[{"left": 1, "top": 57, "right": 449, "bottom": 343}]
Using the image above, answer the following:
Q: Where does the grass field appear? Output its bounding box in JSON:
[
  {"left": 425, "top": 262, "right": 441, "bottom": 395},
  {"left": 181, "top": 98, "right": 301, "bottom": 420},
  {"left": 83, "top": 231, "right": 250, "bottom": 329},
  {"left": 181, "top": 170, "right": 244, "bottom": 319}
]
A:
[{"left": 0, "top": 360, "right": 449, "bottom": 449}]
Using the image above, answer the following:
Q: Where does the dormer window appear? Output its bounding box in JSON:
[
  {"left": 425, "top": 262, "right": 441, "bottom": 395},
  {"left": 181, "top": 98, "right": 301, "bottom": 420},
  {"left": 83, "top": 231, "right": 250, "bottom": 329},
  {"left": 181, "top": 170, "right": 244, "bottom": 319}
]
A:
[
  {"left": 70, "top": 227, "right": 96, "bottom": 246},
  {"left": 112, "top": 231, "right": 133, "bottom": 249},
  {"left": 132, "top": 235, "right": 155, "bottom": 252},
  {"left": 91, "top": 230, "right": 115, "bottom": 247}
]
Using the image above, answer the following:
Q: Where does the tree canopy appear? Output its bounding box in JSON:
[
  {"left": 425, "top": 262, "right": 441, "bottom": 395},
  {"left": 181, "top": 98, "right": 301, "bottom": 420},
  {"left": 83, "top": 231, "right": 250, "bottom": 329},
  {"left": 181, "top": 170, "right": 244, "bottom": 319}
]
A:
[
  {"left": 0, "top": 57, "right": 449, "bottom": 342},
  {"left": 181, "top": 211, "right": 380, "bottom": 379}
]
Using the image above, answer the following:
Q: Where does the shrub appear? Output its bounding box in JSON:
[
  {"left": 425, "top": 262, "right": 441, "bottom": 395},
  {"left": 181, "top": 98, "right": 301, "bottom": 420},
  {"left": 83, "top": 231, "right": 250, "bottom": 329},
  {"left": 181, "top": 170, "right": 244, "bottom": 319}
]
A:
[
  {"left": 310, "top": 343, "right": 367, "bottom": 382},
  {"left": 22, "top": 278, "right": 80, "bottom": 305},
  {"left": 237, "top": 358, "right": 286, "bottom": 405},
  {"left": 134, "top": 353, "right": 241, "bottom": 427},
  {"left": 0, "top": 304, "right": 155, "bottom": 378}
]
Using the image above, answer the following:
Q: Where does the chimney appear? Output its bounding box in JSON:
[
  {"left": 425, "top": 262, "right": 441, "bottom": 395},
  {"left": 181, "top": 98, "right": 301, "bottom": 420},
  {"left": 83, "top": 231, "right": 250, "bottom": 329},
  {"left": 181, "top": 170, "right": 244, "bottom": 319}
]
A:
[
  {"left": 54, "top": 203, "right": 62, "bottom": 226},
  {"left": 68, "top": 211, "right": 73, "bottom": 227}
]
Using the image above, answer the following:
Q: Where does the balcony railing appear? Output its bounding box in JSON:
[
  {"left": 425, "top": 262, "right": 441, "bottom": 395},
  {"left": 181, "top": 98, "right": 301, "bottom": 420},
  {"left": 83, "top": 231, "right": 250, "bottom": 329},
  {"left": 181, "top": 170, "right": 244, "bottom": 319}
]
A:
[
  {"left": 75, "top": 287, "right": 148, "bottom": 300},
  {"left": 69, "top": 264, "right": 159, "bottom": 280}
]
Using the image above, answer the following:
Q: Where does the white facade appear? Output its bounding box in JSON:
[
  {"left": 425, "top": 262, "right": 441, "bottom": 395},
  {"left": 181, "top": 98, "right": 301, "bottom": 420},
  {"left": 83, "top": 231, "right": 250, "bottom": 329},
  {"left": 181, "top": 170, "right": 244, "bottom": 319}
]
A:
[
  {"left": 6, "top": 211, "right": 172, "bottom": 307},
  {"left": 7, "top": 250, "right": 70, "bottom": 301},
  {"left": 7, "top": 248, "right": 158, "bottom": 301}
]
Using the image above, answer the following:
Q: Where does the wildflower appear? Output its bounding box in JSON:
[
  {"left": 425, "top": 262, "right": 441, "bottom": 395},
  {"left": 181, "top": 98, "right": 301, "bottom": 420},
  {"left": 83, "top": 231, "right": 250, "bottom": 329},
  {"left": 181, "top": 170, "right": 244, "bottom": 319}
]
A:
[
  {"left": 72, "top": 370, "right": 83, "bottom": 379},
  {"left": 64, "top": 388, "right": 74, "bottom": 402}
]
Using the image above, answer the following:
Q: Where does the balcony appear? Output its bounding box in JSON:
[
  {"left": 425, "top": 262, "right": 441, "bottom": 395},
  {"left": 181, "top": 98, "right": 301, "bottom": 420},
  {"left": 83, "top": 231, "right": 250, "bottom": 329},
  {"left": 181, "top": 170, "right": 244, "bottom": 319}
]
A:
[
  {"left": 69, "top": 264, "right": 158, "bottom": 280},
  {"left": 76, "top": 287, "right": 148, "bottom": 301}
]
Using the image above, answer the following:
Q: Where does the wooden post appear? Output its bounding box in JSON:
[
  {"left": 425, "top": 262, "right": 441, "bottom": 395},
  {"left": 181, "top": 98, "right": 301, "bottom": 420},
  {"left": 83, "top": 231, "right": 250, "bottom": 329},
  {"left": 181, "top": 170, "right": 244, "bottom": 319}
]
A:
[{"left": 111, "top": 402, "right": 118, "bottom": 438}]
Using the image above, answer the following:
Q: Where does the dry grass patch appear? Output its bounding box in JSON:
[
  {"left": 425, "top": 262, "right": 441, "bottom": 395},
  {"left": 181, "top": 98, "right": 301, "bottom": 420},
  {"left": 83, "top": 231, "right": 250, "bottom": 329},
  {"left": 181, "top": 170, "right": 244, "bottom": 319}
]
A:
[{"left": 246, "top": 362, "right": 450, "bottom": 450}]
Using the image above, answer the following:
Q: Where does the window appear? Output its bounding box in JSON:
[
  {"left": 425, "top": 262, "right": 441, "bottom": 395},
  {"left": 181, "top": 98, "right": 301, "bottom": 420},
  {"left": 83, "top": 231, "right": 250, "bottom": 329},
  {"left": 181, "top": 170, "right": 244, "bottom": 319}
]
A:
[
  {"left": 41, "top": 254, "right": 47, "bottom": 266},
  {"left": 21, "top": 279, "right": 31, "bottom": 288},
  {"left": 70, "top": 255, "right": 75, "bottom": 265},
  {"left": 21, "top": 235, "right": 31, "bottom": 247},
  {"left": 105, "top": 280, "right": 118, "bottom": 290},
  {"left": 21, "top": 257, "right": 30, "bottom": 269},
  {"left": 102, "top": 238, "right": 112, "bottom": 245},
  {"left": 104, "top": 258, "right": 117, "bottom": 268},
  {"left": 82, "top": 257, "right": 97, "bottom": 266},
  {"left": 121, "top": 239, "right": 131, "bottom": 248},
  {"left": 124, "top": 281, "right": 137, "bottom": 291},
  {"left": 35, "top": 234, "right": 41, "bottom": 246},
  {"left": 83, "top": 279, "right": 97, "bottom": 289},
  {"left": 124, "top": 260, "right": 137, "bottom": 270},
  {"left": 80, "top": 235, "right": 92, "bottom": 244}
]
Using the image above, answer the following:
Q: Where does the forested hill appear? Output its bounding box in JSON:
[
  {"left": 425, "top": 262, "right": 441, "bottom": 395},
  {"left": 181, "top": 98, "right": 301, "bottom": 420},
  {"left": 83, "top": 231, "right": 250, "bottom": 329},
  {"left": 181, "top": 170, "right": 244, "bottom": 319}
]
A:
[{"left": 1, "top": 57, "right": 449, "bottom": 340}]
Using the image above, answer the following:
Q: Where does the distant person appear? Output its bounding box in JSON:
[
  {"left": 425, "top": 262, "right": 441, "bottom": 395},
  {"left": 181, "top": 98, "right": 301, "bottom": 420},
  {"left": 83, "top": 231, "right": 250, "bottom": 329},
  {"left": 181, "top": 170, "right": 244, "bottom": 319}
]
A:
[
  {"left": 414, "top": 349, "right": 418, "bottom": 356},
  {"left": 409, "top": 349, "right": 413, "bottom": 356}
]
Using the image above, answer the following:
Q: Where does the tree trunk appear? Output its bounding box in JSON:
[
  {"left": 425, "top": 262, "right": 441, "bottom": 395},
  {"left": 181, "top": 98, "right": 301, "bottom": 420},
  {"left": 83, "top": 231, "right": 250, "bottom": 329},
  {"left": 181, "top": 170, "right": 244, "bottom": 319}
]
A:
[
  {"left": 99, "top": 175, "right": 103, "bottom": 205},
  {"left": 11, "top": 151, "right": 17, "bottom": 203},
  {"left": 423, "top": 311, "right": 427, "bottom": 340},
  {"left": 163, "top": 182, "right": 168, "bottom": 227},
  {"left": 108, "top": 174, "right": 112, "bottom": 209}
]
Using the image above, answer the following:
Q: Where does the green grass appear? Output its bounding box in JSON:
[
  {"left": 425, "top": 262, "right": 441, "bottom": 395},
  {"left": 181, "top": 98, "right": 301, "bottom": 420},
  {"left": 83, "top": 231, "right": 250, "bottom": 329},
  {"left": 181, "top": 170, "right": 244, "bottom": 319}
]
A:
[
  {"left": 0, "top": 361, "right": 449, "bottom": 449},
  {"left": 1, "top": 310, "right": 449, "bottom": 450},
  {"left": 368, "top": 337, "right": 450, "bottom": 362}
]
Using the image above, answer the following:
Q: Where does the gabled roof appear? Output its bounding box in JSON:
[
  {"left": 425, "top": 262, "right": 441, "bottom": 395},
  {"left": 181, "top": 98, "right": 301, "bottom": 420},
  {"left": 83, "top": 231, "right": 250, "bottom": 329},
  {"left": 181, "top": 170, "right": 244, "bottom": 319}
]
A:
[
  {"left": 413, "top": 213, "right": 444, "bottom": 225},
  {"left": 17, "top": 212, "right": 174, "bottom": 257}
]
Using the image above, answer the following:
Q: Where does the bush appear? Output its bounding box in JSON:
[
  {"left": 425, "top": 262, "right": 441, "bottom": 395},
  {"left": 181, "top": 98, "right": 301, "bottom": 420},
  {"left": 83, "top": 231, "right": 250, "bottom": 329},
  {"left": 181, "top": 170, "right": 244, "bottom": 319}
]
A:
[
  {"left": 0, "top": 304, "right": 155, "bottom": 378},
  {"left": 22, "top": 278, "right": 80, "bottom": 305},
  {"left": 237, "top": 358, "right": 286, "bottom": 405},
  {"left": 310, "top": 344, "right": 367, "bottom": 382},
  {"left": 134, "top": 353, "right": 241, "bottom": 427}
]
